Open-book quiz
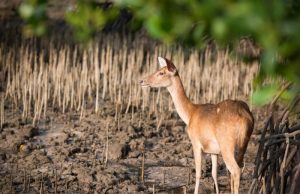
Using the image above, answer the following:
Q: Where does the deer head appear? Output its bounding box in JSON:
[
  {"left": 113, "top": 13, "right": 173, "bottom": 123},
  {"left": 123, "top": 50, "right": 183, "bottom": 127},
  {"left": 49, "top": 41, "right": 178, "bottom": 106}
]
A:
[{"left": 140, "top": 57, "right": 177, "bottom": 88}]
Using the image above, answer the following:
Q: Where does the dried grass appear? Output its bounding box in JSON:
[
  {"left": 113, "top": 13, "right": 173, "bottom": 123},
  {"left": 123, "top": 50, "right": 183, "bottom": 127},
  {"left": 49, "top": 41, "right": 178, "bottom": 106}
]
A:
[{"left": 0, "top": 31, "right": 259, "bottom": 125}]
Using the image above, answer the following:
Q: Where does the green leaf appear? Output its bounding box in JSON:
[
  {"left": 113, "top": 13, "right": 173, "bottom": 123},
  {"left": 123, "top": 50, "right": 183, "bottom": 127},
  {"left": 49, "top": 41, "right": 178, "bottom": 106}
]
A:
[
  {"left": 19, "top": 4, "right": 34, "bottom": 19},
  {"left": 252, "top": 85, "right": 279, "bottom": 106},
  {"left": 212, "top": 18, "right": 227, "bottom": 41}
]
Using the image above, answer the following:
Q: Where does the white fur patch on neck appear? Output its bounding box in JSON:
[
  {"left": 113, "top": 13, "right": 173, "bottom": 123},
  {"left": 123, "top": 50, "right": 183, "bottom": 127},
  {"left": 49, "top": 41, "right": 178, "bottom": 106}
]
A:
[{"left": 158, "top": 57, "right": 167, "bottom": 68}]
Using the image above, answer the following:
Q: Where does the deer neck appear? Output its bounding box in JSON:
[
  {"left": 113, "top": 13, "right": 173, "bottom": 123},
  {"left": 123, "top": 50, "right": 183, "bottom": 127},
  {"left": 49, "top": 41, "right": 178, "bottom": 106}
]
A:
[{"left": 167, "top": 75, "right": 195, "bottom": 125}]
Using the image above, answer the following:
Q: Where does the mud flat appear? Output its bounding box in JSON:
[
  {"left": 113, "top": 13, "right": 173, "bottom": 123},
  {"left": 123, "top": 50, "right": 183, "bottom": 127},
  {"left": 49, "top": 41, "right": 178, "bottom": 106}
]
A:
[{"left": 0, "top": 99, "right": 259, "bottom": 193}]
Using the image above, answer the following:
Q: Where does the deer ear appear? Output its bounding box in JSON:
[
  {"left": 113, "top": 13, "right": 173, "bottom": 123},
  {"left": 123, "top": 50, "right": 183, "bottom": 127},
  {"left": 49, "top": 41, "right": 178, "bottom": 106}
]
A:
[
  {"left": 158, "top": 57, "right": 177, "bottom": 74},
  {"left": 165, "top": 58, "right": 177, "bottom": 74},
  {"left": 158, "top": 57, "right": 167, "bottom": 68}
]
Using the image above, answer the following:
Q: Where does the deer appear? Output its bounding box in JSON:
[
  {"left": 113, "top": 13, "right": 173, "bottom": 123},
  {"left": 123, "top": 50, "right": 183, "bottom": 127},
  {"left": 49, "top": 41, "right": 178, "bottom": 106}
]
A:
[{"left": 140, "top": 57, "right": 254, "bottom": 194}]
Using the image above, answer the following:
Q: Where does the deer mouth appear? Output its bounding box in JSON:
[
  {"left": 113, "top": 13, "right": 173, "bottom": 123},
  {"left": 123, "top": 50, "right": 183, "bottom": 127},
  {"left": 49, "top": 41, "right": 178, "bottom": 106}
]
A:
[
  {"left": 139, "top": 80, "right": 150, "bottom": 87},
  {"left": 141, "top": 83, "right": 150, "bottom": 87}
]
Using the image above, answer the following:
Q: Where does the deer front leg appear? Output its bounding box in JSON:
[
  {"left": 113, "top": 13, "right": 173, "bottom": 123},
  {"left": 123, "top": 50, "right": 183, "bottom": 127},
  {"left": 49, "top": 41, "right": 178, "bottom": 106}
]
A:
[
  {"left": 211, "top": 154, "right": 219, "bottom": 194},
  {"left": 192, "top": 143, "right": 202, "bottom": 194}
]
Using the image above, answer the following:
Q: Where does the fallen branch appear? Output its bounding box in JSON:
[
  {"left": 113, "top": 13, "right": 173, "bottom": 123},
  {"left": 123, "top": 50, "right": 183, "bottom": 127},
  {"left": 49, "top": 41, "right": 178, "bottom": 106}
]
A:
[{"left": 264, "top": 129, "right": 300, "bottom": 140}]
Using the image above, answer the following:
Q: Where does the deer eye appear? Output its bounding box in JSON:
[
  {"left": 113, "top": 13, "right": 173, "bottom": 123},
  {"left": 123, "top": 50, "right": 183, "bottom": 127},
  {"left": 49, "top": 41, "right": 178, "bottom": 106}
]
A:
[{"left": 158, "top": 72, "right": 164, "bottom": 76}]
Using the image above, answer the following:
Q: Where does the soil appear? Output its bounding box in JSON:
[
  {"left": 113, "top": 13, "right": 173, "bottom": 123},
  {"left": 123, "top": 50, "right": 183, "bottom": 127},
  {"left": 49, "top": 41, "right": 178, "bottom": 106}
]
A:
[{"left": 0, "top": 98, "right": 262, "bottom": 194}]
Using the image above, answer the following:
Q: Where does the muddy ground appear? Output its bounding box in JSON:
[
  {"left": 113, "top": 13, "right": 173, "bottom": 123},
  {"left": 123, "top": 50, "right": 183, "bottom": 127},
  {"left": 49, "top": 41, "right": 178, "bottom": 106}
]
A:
[{"left": 0, "top": 98, "right": 264, "bottom": 194}]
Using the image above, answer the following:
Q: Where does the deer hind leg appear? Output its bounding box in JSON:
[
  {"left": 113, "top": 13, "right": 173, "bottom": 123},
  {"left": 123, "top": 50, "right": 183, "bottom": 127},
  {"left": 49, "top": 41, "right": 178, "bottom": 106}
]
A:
[
  {"left": 236, "top": 136, "right": 251, "bottom": 169},
  {"left": 192, "top": 142, "right": 202, "bottom": 194},
  {"left": 220, "top": 143, "right": 241, "bottom": 194},
  {"left": 211, "top": 154, "right": 219, "bottom": 194},
  {"left": 237, "top": 121, "right": 253, "bottom": 169}
]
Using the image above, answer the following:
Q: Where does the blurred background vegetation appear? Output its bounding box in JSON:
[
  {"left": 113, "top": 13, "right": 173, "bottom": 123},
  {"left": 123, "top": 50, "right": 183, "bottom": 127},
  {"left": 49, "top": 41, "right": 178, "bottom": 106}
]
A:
[{"left": 17, "top": 0, "right": 300, "bottom": 105}]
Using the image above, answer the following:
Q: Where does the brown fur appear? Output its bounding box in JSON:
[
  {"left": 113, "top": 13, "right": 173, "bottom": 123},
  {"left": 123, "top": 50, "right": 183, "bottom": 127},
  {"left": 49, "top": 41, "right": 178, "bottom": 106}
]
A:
[
  {"left": 187, "top": 100, "right": 254, "bottom": 156},
  {"left": 140, "top": 57, "right": 254, "bottom": 194}
]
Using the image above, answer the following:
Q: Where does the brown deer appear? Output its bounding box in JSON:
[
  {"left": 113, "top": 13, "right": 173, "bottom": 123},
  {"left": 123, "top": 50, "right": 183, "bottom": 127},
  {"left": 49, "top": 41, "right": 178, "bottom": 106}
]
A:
[{"left": 140, "top": 57, "right": 254, "bottom": 194}]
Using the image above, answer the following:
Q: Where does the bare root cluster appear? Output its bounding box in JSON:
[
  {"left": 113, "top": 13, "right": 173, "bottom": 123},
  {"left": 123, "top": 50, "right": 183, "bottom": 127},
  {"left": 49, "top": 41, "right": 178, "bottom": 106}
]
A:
[{"left": 249, "top": 95, "right": 300, "bottom": 194}]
